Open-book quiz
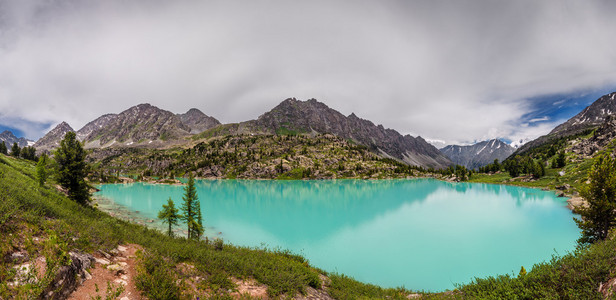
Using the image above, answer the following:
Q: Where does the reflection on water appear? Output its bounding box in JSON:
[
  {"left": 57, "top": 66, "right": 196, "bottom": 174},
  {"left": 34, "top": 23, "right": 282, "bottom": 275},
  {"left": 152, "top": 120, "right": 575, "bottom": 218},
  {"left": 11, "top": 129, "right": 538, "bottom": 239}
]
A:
[{"left": 95, "top": 179, "right": 578, "bottom": 292}]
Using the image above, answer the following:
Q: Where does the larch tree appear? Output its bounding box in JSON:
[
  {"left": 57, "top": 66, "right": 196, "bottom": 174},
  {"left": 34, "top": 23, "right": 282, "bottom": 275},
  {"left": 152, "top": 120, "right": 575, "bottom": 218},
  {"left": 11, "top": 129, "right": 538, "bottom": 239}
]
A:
[
  {"left": 36, "top": 153, "right": 48, "bottom": 186},
  {"left": 54, "top": 132, "right": 90, "bottom": 204},
  {"left": 574, "top": 154, "right": 616, "bottom": 245},
  {"left": 180, "top": 174, "right": 202, "bottom": 239},
  {"left": 11, "top": 142, "right": 20, "bottom": 157},
  {"left": 158, "top": 197, "right": 180, "bottom": 237}
]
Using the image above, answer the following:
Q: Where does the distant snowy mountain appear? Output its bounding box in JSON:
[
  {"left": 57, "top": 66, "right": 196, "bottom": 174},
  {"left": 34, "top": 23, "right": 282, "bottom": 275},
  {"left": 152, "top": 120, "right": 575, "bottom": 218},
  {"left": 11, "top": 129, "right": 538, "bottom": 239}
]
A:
[
  {"left": 440, "top": 139, "right": 515, "bottom": 169},
  {"left": 0, "top": 130, "right": 34, "bottom": 148}
]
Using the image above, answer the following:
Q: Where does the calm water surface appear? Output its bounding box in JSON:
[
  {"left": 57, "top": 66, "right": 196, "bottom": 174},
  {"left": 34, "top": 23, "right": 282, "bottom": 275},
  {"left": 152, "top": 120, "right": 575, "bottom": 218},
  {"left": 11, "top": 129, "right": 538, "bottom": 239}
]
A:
[{"left": 95, "top": 179, "right": 579, "bottom": 291}]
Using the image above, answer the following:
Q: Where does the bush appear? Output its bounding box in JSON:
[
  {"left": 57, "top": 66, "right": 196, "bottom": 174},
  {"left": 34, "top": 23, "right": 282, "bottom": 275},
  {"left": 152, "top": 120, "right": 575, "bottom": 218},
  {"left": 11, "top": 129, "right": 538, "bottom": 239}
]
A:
[{"left": 135, "top": 251, "right": 181, "bottom": 300}]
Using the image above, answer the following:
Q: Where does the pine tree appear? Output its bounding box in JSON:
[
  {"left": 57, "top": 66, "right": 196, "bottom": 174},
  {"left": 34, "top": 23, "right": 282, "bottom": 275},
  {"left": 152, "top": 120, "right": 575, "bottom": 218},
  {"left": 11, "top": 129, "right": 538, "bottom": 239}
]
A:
[
  {"left": 574, "top": 154, "right": 616, "bottom": 245},
  {"left": 556, "top": 151, "right": 566, "bottom": 168},
  {"left": 36, "top": 153, "right": 48, "bottom": 186},
  {"left": 158, "top": 198, "right": 180, "bottom": 237},
  {"left": 54, "top": 132, "right": 90, "bottom": 204},
  {"left": 11, "top": 142, "right": 20, "bottom": 157},
  {"left": 0, "top": 141, "right": 7, "bottom": 155},
  {"left": 180, "top": 174, "right": 201, "bottom": 239}
]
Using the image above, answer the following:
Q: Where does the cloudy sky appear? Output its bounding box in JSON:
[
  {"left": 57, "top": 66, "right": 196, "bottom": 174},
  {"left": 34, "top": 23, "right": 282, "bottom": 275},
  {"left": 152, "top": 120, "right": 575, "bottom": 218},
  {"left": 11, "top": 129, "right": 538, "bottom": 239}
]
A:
[{"left": 2, "top": 1, "right": 616, "bottom": 146}]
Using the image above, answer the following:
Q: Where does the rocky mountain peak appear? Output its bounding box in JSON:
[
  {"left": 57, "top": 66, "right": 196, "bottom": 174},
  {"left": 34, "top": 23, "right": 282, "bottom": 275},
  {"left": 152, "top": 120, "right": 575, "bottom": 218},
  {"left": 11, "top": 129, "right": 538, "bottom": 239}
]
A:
[
  {"left": 34, "top": 122, "right": 75, "bottom": 153},
  {"left": 251, "top": 98, "right": 452, "bottom": 169},
  {"left": 177, "top": 108, "right": 221, "bottom": 134},
  {"left": 78, "top": 103, "right": 191, "bottom": 148},
  {"left": 0, "top": 130, "right": 34, "bottom": 148}
]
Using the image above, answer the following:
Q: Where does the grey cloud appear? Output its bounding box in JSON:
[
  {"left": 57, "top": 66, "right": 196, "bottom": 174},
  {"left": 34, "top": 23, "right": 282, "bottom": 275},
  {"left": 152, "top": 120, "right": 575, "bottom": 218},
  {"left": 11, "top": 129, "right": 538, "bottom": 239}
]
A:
[{"left": 1, "top": 0, "right": 616, "bottom": 143}]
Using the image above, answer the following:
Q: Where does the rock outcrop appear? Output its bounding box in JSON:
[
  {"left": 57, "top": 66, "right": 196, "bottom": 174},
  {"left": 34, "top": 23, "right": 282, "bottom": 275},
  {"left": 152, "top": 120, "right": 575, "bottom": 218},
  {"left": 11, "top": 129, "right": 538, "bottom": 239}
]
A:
[
  {"left": 40, "top": 252, "right": 94, "bottom": 299},
  {"left": 570, "top": 115, "right": 616, "bottom": 158}
]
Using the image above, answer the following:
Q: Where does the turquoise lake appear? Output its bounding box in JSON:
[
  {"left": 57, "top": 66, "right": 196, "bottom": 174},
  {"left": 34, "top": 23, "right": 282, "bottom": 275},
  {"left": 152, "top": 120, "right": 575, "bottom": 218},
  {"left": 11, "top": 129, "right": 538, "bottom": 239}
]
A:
[{"left": 95, "top": 179, "right": 579, "bottom": 292}]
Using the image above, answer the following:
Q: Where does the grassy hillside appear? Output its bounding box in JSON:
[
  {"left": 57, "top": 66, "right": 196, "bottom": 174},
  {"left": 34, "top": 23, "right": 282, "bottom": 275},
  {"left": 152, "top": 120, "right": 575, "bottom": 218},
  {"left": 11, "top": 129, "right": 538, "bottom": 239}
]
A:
[{"left": 0, "top": 154, "right": 418, "bottom": 299}]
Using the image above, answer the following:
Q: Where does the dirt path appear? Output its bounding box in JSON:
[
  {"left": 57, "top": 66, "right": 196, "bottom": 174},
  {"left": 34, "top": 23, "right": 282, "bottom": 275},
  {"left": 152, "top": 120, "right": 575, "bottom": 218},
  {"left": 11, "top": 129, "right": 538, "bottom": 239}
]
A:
[{"left": 69, "top": 244, "right": 144, "bottom": 300}]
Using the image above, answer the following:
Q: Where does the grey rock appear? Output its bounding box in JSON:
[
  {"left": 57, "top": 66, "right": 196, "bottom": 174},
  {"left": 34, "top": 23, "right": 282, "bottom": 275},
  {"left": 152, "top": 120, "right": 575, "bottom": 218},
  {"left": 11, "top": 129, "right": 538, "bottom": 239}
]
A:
[{"left": 40, "top": 251, "right": 94, "bottom": 299}]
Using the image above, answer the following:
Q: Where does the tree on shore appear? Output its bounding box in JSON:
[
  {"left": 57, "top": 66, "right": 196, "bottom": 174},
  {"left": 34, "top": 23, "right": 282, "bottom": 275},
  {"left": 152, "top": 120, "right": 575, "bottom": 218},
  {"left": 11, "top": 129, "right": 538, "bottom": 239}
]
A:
[
  {"left": 574, "top": 154, "right": 616, "bottom": 245},
  {"left": 36, "top": 153, "right": 48, "bottom": 186},
  {"left": 55, "top": 132, "right": 90, "bottom": 204},
  {"left": 180, "top": 174, "right": 202, "bottom": 239},
  {"left": 158, "top": 198, "right": 180, "bottom": 237},
  {"left": 11, "top": 142, "right": 20, "bottom": 157}
]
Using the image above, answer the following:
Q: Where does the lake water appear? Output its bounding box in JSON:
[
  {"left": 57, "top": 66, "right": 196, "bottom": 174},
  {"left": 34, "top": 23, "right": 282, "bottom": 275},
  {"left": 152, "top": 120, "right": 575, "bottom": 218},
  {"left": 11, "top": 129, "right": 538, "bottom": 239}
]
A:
[{"left": 95, "top": 179, "right": 579, "bottom": 292}]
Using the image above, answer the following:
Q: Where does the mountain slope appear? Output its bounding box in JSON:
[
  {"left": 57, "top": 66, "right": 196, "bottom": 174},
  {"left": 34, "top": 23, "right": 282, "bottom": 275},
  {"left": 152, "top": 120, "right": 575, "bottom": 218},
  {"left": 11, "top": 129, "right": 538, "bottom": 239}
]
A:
[
  {"left": 440, "top": 139, "right": 514, "bottom": 169},
  {"left": 245, "top": 98, "right": 451, "bottom": 169},
  {"left": 0, "top": 130, "right": 34, "bottom": 148},
  {"left": 79, "top": 103, "right": 191, "bottom": 148},
  {"left": 515, "top": 91, "right": 616, "bottom": 155},
  {"left": 177, "top": 108, "right": 221, "bottom": 134},
  {"left": 33, "top": 122, "right": 74, "bottom": 153},
  {"left": 76, "top": 114, "right": 118, "bottom": 142}
]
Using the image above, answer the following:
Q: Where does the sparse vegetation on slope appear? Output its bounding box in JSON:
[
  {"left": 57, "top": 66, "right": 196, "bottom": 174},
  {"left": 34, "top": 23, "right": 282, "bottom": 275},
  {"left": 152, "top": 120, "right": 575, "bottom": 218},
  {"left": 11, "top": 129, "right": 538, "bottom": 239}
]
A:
[{"left": 88, "top": 134, "right": 435, "bottom": 181}]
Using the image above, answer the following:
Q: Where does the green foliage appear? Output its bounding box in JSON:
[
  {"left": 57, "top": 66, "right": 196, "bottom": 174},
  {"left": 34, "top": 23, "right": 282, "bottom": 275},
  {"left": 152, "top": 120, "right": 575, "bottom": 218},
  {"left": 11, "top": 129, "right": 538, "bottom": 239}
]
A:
[
  {"left": 36, "top": 154, "right": 48, "bottom": 186},
  {"left": 574, "top": 154, "right": 616, "bottom": 245},
  {"left": 20, "top": 146, "right": 37, "bottom": 161},
  {"left": 459, "top": 237, "right": 616, "bottom": 299},
  {"left": 518, "top": 266, "right": 526, "bottom": 277},
  {"left": 135, "top": 251, "right": 181, "bottom": 300},
  {"left": 54, "top": 131, "right": 90, "bottom": 204},
  {"left": 180, "top": 174, "right": 202, "bottom": 239},
  {"left": 0, "top": 141, "right": 7, "bottom": 154},
  {"left": 11, "top": 142, "right": 20, "bottom": 157},
  {"left": 157, "top": 198, "right": 180, "bottom": 237},
  {"left": 556, "top": 150, "right": 567, "bottom": 168},
  {"left": 328, "top": 274, "right": 411, "bottom": 300}
]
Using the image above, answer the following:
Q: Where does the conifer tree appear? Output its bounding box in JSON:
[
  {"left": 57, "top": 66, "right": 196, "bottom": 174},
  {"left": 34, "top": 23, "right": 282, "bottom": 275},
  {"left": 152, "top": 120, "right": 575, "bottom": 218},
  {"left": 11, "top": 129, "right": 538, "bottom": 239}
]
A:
[
  {"left": 158, "top": 198, "right": 180, "bottom": 237},
  {"left": 54, "top": 132, "right": 90, "bottom": 204},
  {"left": 11, "top": 142, "right": 20, "bottom": 157},
  {"left": 574, "top": 154, "right": 616, "bottom": 245},
  {"left": 36, "top": 153, "right": 48, "bottom": 186},
  {"left": 180, "top": 174, "right": 202, "bottom": 239},
  {"left": 556, "top": 151, "right": 566, "bottom": 168},
  {"left": 0, "top": 141, "right": 7, "bottom": 155}
]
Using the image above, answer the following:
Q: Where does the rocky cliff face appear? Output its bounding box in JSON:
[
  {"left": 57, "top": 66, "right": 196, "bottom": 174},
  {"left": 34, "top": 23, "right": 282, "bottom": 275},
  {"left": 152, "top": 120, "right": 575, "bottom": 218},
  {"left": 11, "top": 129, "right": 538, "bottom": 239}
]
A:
[
  {"left": 571, "top": 115, "right": 616, "bottom": 158},
  {"left": 0, "top": 130, "right": 33, "bottom": 148},
  {"left": 79, "top": 103, "right": 191, "bottom": 148},
  {"left": 34, "top": 122, "right": 75, "bottom": 153},
  {"left": 516, "top": 92, "right": 616, "bottom": 155},
  {"left": 177, "top": 108, "right": 220, "bottom": 134},
  {"left": 440, "top": 139, "right": 514, "bottom": 169},
  {"left": 246, "top": 98, "right": 452, "bottom": 169}
]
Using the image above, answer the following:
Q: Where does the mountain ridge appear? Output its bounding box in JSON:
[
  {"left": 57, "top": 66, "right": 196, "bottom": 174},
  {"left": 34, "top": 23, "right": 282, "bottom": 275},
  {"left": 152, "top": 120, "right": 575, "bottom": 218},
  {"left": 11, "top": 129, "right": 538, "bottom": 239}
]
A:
[
  {"left": 0, "top": 130, "right": 34, "bottom": 148},
  {"left": 514, "top": 91, "right": 616, "bottom": 156},
  {"left": 440, "top": 139, "right": 514, "bottom": 170}
]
